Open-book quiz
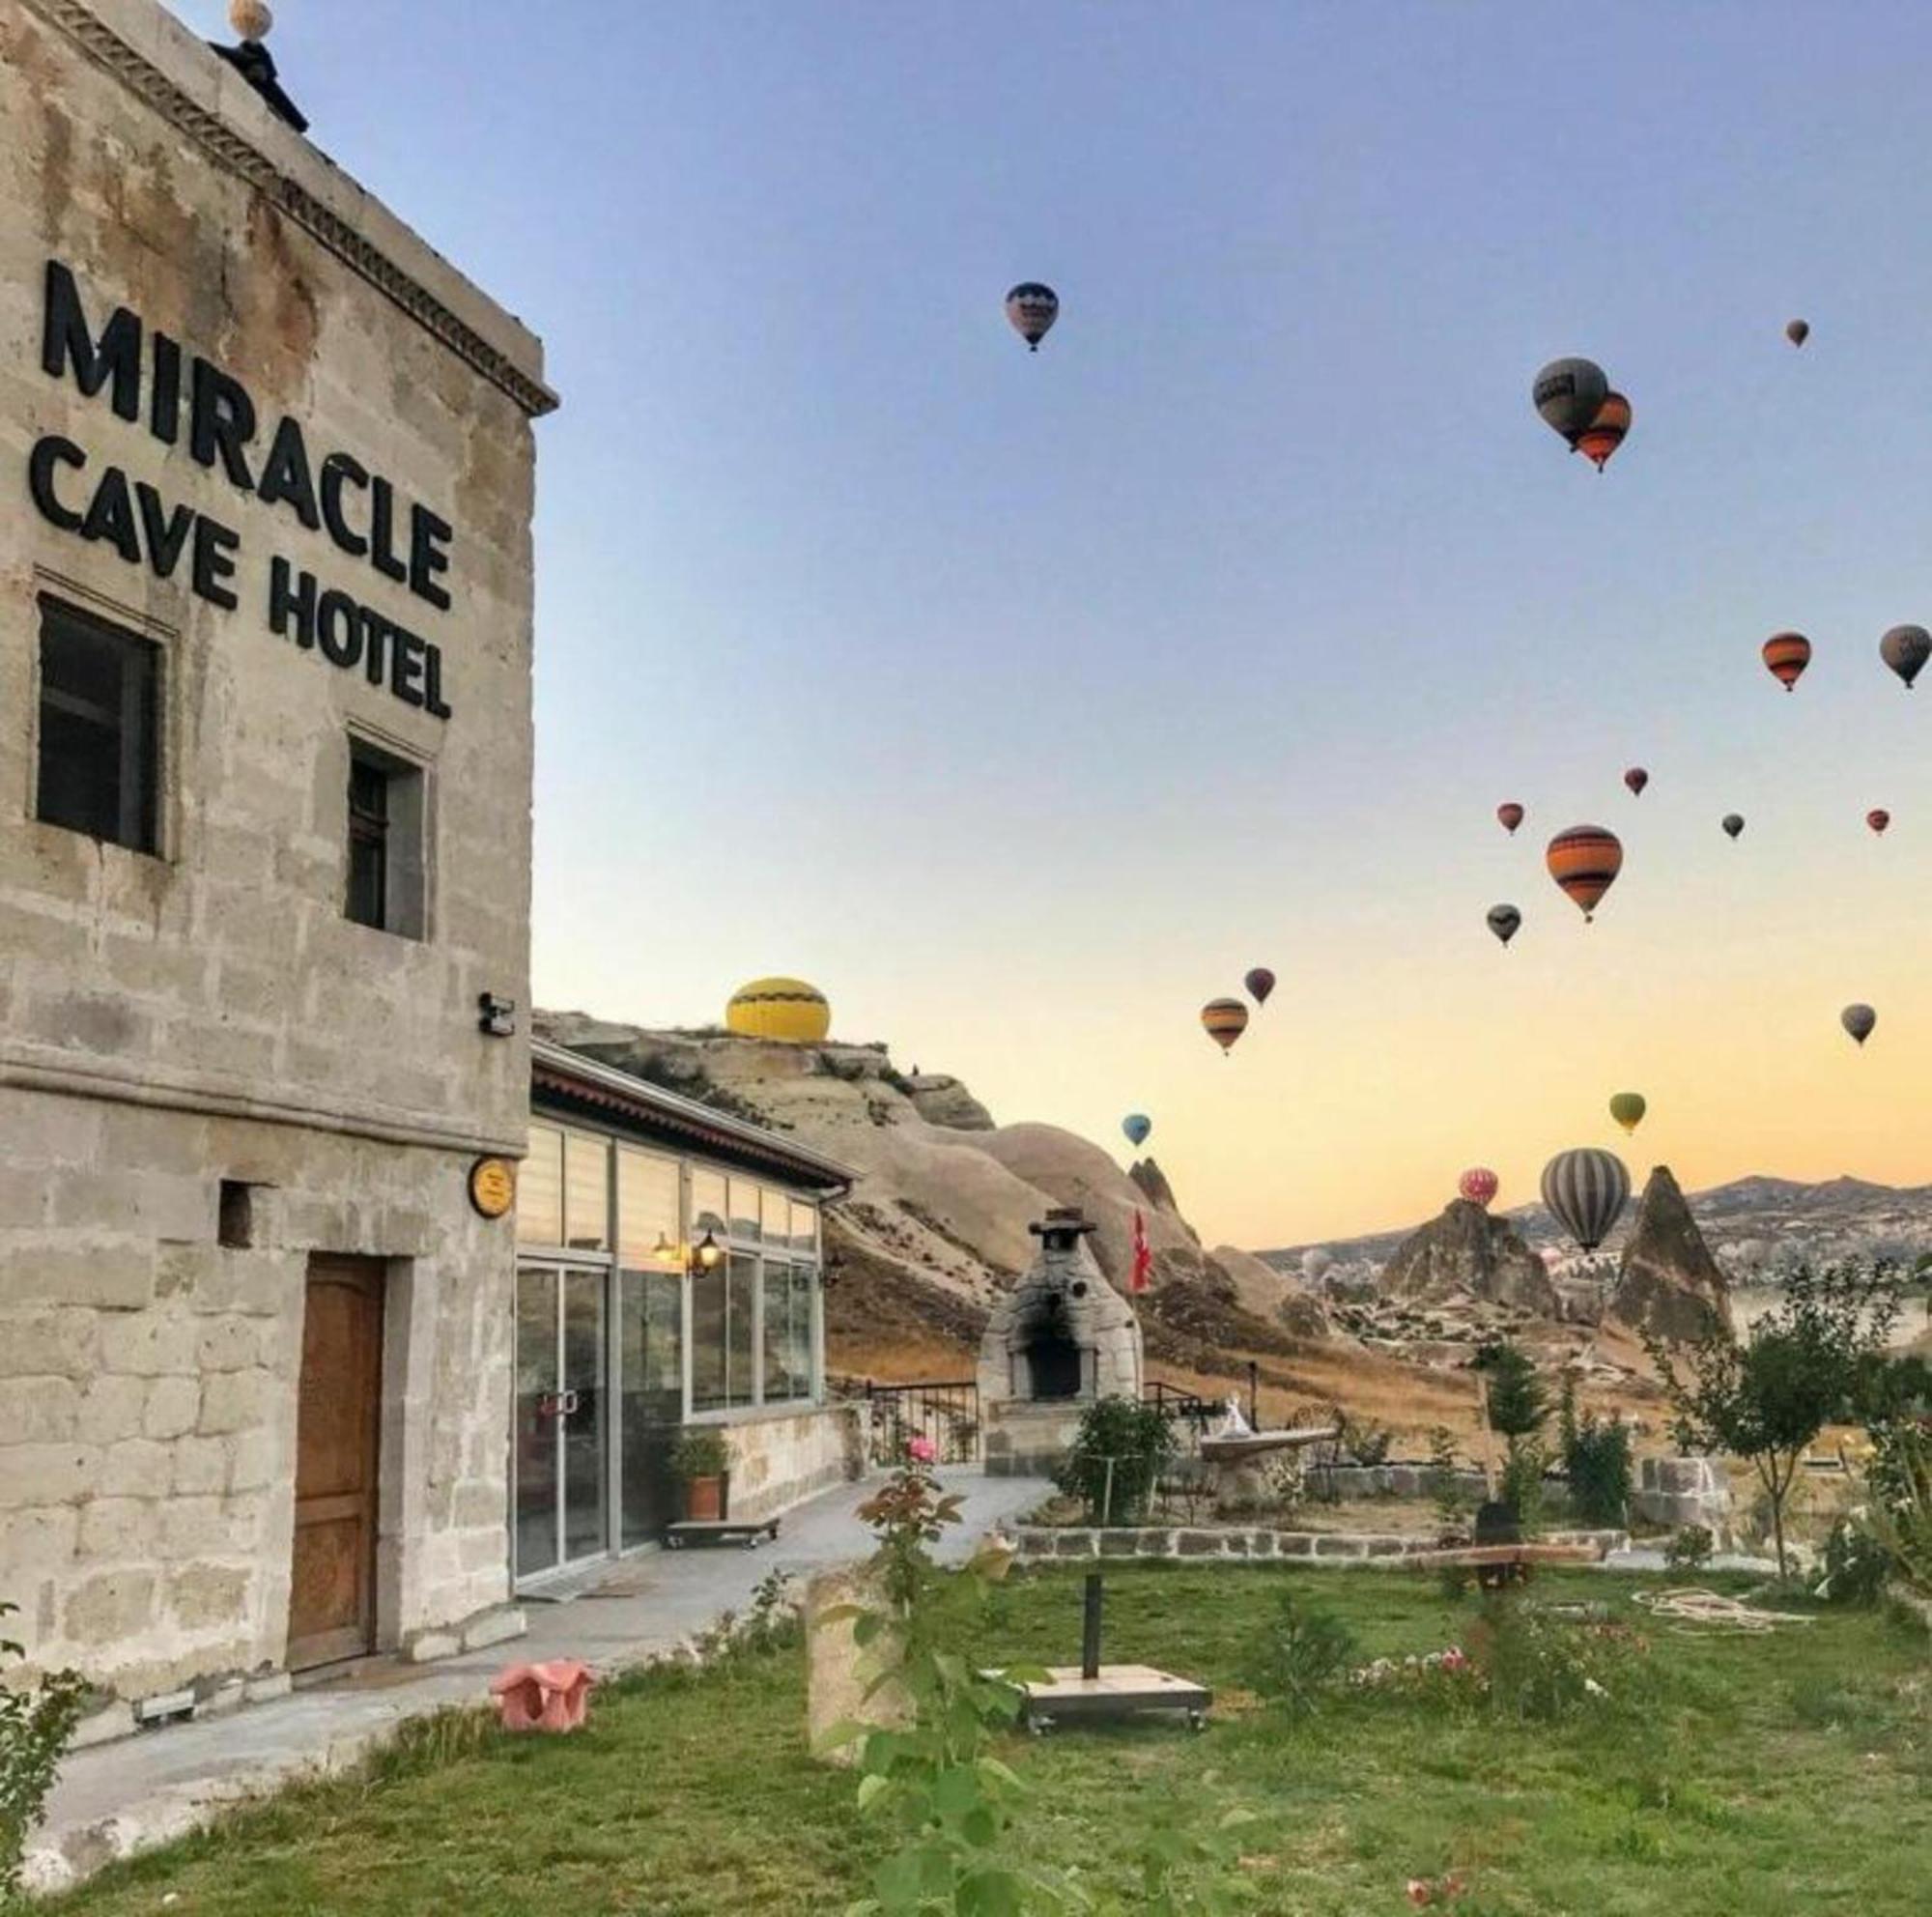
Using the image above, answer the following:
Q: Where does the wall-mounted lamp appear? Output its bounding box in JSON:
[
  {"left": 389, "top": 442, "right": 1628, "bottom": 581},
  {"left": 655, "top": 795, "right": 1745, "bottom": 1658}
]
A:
[{"left": 691, "top": 1228, "right": 723, "bottom": 1274}]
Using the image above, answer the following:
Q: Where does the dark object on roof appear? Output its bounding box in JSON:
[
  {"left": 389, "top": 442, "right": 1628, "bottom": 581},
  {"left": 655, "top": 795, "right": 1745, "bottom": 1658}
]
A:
[{"left": 210, "top": 39, "right": 309, "bottom": 134}]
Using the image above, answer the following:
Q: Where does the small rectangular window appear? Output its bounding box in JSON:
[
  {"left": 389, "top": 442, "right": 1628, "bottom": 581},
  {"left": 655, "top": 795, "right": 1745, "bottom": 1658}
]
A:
[
  {"left": 344, "top": 738, "right": 426, "bottom": 936},
  {"left": 37, "top": 596, "right": 160, "bottom": 854}
]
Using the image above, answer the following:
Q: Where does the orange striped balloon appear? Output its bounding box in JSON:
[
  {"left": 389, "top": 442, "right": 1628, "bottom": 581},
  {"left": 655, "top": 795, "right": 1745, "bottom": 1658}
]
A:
[
  {"left": 1201, "top": 998, "right": 1250, "bottom": 1054},
  {"left": 1762, "top": 631, "right": 1811, "bottom": 691},
  {"left": 1546, "top": 824, "right": 1625, "bottom": 922},
  {"left": 1575, "top": 392, "right": 1631, "bottom": 471}
]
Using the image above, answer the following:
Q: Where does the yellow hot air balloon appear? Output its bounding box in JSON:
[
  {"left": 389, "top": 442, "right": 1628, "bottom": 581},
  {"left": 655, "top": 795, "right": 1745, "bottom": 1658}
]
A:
[
  {"left": 1608, "top": 1092, "right": 1646, "bottom": 1134},
  {"left": 725, "top": 978, "right": 832, "bottom": 1044}
]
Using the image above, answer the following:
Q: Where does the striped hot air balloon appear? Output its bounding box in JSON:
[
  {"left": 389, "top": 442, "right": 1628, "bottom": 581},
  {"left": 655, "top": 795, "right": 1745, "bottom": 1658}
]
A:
[
  {"left": 1005, "top": 282, "right": 1059, "bottom": 352},
  {"left": 1459, "top": 1167, "right": 1499, "bottom": 1209},
  {"left": 1201, "top": 998, "right": 1249, "bottom": 1054},
  {"left": 1575, "top": 392, "right": 1632, "bottom": 471},
  {"left": 1541, "top": 1148, "right": 1632, "bottom": 1253},
  {"left": 1867, "top": 809, "right": 1891, "bottom": 836},
  {"left": 1497, "top": 802, "right": 1525, "bottom": 836},
  {"left": 1546, "top": 825, "right": 1625, "bottom": 922},
  {"left": 1763, "top": 631, "right": 1812, "bottom": 691}
]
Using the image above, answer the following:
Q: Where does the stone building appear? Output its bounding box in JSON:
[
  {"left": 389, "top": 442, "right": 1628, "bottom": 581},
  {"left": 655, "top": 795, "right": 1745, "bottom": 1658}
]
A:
[{"left": 0, "top": 0, "right": 554, "bottom": 1716}]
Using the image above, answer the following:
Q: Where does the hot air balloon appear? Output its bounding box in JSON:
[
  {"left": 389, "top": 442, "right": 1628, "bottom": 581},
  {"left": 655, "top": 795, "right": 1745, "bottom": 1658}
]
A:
[
  {"left": 1763, "top": 631, "right": 1811, "bottom": 691},
  {"left": 1842, "top": 1003, "right": 1876, "bottom": 1047},
  {"left": 1785, "top": 319, "right": 1810, "bottom": 347},
  {"left": 1005, "top": 282, "right": 1059, "bottom": 352},
  {"left": 1201, "top": 998, "right": 1249, "bottom": 1054},
  {"left": 1722, "top": 814, "right": 1745, "bottom": 841},
  {"left": 1487, "top": 904, "right": 1522, "bottom": 948},
  {"left": 1546, "top": 825, "right": 1624, "bottom": 921},
  {"left": 1497, "top": 802, "right": 1525, "bottom": 836},
  {"left": 1532, "top": 358, "right": 1609, "bottom": 443},
  {"left": 1575, "top": 392, "right": 1632, "bottom": 471},
  {"left": 1459, "top": 1167, "right": 1499, "bottom": 1210},
  {"left": 1624, "top": 767, "right": 1649, "bottom": 798},
  {"left": 1881, "top": 624, "right": 1930, "bottom": 690},
  {"left": 1122, "top": 1113, "right": 1151, "bottom": 1149},
  {"left": 1608, "top": 1092, "right": 1647, "bottom": 1135},
  {"left": 1540, "top": 1148, "right": 1632, "bottom": 1253},
  {"left": 1245, "top": 967, "right": 1276, "bottom": 1007},
  {"left": 1867, "top": 809, "right": 1890, "bottom": 836}
]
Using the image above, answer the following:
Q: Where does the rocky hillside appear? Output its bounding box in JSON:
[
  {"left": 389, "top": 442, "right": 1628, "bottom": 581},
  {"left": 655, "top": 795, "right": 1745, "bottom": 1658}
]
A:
[
  {"left": 534, "top": 1012, "right": 1328, "bottom": 1379},
  {"left": 1264, "top": 1171, "right": 1932, "bottom": 1287},
  {"left": 1611, "top": 1166, "right": 1732, "bottom": 1342}
]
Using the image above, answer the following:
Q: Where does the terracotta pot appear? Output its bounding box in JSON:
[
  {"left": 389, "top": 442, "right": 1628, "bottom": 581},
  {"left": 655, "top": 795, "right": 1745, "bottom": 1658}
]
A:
[{"left": 685, "top": 1474, "right": 724, "bottom": 1522}]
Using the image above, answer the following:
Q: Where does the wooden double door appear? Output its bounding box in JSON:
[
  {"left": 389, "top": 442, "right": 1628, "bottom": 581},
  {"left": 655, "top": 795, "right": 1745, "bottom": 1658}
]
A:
[{"left": 288, "top": 1256, "right": 385, "bottom": 1672}]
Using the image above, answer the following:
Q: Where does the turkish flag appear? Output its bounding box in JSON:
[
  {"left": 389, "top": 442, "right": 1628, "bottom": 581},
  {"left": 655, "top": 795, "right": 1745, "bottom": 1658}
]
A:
[{"left": 1130, "top": 1209, "right": 1152, "bottom": 1294}]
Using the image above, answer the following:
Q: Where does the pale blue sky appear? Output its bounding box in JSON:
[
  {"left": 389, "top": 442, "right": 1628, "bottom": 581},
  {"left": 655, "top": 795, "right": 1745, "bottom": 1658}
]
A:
[{"left": 176, "top": 3, "right": 1932, "bottom": 1241}]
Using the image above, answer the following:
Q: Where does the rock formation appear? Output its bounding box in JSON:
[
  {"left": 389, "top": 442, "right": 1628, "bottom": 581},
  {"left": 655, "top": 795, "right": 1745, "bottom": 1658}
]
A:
[
  {"left": 1380, "top": 1199, "right": 1559, "bottom": 1316},
  {"left": 532, "top": 1011, "right": 1326, "bottom": 1372},
  {"left": 1129, "top": 1158, "right": 1196, "bottom": 1237},
  {"left": 1610, "top": 1165, "right": 1731, "bottom": 1343}
]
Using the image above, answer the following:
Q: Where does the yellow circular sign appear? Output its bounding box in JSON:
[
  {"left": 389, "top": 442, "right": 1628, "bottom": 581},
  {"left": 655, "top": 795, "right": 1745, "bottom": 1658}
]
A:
[{"left": 469, "top": 1157, "right": 516, "bottom": 1220}]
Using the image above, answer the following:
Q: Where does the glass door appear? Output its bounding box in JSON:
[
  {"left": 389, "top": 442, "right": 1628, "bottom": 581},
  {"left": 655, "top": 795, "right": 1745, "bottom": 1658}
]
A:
[
  {"left": 514, "top": 1265, "right": 611, "bottom": 1580},
  {"left": 620, "top": 1269, "right": 684, "bottom": 1545}
]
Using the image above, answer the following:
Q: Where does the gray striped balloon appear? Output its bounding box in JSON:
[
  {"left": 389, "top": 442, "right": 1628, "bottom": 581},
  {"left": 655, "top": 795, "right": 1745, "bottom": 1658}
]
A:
[{"left": 1540, "top": 1148, "right": 1632, "bottom": 1252}]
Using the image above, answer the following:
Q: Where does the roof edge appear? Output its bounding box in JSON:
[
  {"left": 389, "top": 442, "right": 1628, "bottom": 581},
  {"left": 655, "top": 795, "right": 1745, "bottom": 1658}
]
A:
[
  {"left": 531, "top": 1039, "right": 858, "bottom": 1193},
  {"left": 30, "top": 0, "right": 557, "bottom": 417}
]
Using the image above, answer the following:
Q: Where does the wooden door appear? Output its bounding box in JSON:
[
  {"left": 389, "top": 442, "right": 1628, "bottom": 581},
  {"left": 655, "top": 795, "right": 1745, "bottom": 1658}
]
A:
[{"left": 288, "top": 1256, "right": 384, "bottom": 1670}]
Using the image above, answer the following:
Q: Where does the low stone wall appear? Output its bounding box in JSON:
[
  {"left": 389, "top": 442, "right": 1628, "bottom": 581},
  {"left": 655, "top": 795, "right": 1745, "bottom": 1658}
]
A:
[
  {"left": 1010, "top": 1526, "right": 1629, "bottom": 1564},
  {"left": 1302, "top": 1464, "right": 1492, "bottom": 1502},
  {"left": 724, "top": 1404, "right": 867, "bottom": 1523},
  {"left": 1631, "top": 1456, "right": 1731, "bottom": 1531}
]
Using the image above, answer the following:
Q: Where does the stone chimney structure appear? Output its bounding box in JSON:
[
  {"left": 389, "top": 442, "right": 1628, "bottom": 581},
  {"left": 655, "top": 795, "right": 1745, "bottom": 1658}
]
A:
[{"left": 978, "top": 1208, "right": 1143, "bottom": 1475}]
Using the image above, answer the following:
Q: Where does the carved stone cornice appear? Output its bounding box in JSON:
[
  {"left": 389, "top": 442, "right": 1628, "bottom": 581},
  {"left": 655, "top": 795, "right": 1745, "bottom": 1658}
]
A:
[{"left": 20, "top": 0, "right": 558, "bottom": 419}]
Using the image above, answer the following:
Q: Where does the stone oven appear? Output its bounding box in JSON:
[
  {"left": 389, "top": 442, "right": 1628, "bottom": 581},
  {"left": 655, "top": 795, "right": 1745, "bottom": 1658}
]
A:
[{"left": 979, "top": 1208, "right": 1144, "bottom": 1475}]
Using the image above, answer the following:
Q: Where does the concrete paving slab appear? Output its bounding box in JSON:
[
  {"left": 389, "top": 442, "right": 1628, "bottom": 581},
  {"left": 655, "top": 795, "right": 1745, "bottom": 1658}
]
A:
[{"left": 25, "top": 1471, "right": 1048, "bottom": 1897}]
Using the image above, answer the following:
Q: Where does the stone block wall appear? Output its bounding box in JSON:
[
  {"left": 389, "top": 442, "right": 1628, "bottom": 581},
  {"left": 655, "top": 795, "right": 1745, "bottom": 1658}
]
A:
[
  {"left": 0, "top": 1084, "right": 516, "bottom": 1702},
  {"left": 1010, "top": 1526, "right": 1631, "bottom": 1565},
  {"left": 723, "top": 1405, "right": 866, "bottom": 1524}
]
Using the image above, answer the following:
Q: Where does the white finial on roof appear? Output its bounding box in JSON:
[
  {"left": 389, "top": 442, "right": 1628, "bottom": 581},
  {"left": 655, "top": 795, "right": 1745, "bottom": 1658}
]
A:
[{"left": 230, "top": 2, "right": 273, "bottom": 43}]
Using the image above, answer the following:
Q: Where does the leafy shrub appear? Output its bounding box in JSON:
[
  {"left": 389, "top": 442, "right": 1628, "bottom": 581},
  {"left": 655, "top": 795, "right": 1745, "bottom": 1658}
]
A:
[
  {"left": 1466, "top": 1599, "right": 1651, "bottom": 1723},
  {"left": 1056, "top": 1396, "right": 1177, "bottom": 1524},
  {"left": 1663, "top": 1524, "right": 1715, "bottom": 1572},
  {"left": 1562, "top": 1407, "right": 1634, "bottom": 1528},
  {"left": 1242, "top": 1591, "right": 1358, "bottom": 1719},
  {"left": 1499, "top": 1438, "right": 1550, "bottom": 1534},
  {"left": 1861, "top": 1417, "right": 1932, "bottom": 1595},
  {"left": 1820, "top": 1515, "right": 1891, "bottom": 1607},
  {"left": 0, "top": 1606, "right": 87, "bottom": 1900},
  {"left": 1427, "top": 1426, "right": 1471, "bottom": 1527},
  {"left": 670, "top": 1427, "right": 729, "bottom": 1479},
  {"left": 1339, "top": 1415, "right": 1393, "bottom": 1468}
]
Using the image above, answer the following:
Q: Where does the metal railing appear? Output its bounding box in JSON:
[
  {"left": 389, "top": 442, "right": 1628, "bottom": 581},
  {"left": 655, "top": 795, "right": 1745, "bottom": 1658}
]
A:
[
  {"left": 1142, "top": 1380, "right": 1218, "bottom": 1432},
  {"left": 863, "top": 1378, "right": 981, "bottom": 1466}
]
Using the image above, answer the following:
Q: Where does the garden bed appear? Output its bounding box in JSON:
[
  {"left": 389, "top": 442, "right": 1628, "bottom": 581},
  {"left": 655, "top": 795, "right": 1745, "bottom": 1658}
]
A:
[{"left": 41, "top": 1563, "right": 1930, "bottom": 1916}]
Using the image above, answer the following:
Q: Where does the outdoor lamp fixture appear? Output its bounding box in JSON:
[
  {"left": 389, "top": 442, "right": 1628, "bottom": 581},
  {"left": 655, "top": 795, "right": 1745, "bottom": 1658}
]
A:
[
  {"left": 651, "top": 1232, "right": 676, "bottom": 1266},
  {"left": 691, "top": 1229, "right": 723, "bottom": 1274}
]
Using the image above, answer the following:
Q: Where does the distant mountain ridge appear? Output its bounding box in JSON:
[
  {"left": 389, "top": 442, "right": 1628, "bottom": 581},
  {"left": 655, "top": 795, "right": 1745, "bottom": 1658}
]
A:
[{"left": 1262, "top": 1173, "right": 1932, "bottom": 1281}]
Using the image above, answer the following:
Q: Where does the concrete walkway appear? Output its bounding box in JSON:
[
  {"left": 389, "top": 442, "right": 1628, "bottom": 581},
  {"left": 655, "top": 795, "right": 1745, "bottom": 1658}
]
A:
[{"left": 26, "top": 1471, "right": 1047, "bottom": 1897}]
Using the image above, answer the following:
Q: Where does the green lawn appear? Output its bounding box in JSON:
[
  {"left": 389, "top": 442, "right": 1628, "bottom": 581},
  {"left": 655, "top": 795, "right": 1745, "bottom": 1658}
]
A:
[{"left": 48, "top": 1567, "right": 1930, "bottom": 1916}]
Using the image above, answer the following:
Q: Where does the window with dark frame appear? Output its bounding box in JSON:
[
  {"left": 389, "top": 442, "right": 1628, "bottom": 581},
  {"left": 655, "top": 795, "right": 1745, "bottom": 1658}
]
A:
[
  {"left": 36, "top": 596, "right": 160, "bottom": 854},
  {"left": 345, "top": 752, "right": 390, "bottom": 930},
  {"left": 343, "top": 738, "right": 428, "bottom": 938}
]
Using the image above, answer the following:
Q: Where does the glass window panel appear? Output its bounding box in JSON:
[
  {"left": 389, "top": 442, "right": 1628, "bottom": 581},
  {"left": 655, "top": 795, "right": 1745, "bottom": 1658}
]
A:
[
  {"left": 563, "top": 1132, "right": 611, "bottom": 1252},
  {"left": 790, "top": 1201, "right": 819, "bottom": 1259},
  {"left": 517, "top": 1125, "right": 564, "bottom": 1247},
  {"left": 561, "top": 1271, "right": 606, "bottom": 1560},
  {"left": 690, "top": 1168, "right": 728, "bottom": 1242},
  {"left": 729, "top": 1180, "right": 761, "bottom": 1244},
  {"left": 514, "top": 1267, "right": 558, "bottom": 1577},
  {"left": 727, "top": 1253, "right": 758, "bottom": 1409},
  {"left": 617, "top": 1148, "right": 682, "bottom": 1268},
  {"left": 760, "top": 1187, "right": 788, "bottom": 1248},
  {"left": 790, "top": 1263, "right": 815, "bottom": 1401},
  {"left": 763, "top": 1261, "right": 793, "bottom": 1402},
  {"left": 690, "top": 1265, "right": 727, "bottom": 1416},
  {"left": 620, "top": 1269, "right": 685, "bottom": 1547}
]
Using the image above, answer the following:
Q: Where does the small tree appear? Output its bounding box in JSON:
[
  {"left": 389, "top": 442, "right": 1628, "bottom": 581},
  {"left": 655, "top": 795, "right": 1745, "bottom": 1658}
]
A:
[
  {"left": 1056, "top": 1396, "right": 1177, "bottom": 1524},
  {"left": 1643, "top": 1260, "right": 1903, "bottom": 1579},
  {"left": 1559, "top": 1376, "right": 1634, "bottom": 1529},
  {"left": 1476, "top": 1341, "right": 1548, "bottom": 1527}
]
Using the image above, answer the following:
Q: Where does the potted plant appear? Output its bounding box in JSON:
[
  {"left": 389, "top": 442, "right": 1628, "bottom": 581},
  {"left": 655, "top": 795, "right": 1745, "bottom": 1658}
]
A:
[{"left": 671, "top": 1427, "right": 730, "bottom": 1522}]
